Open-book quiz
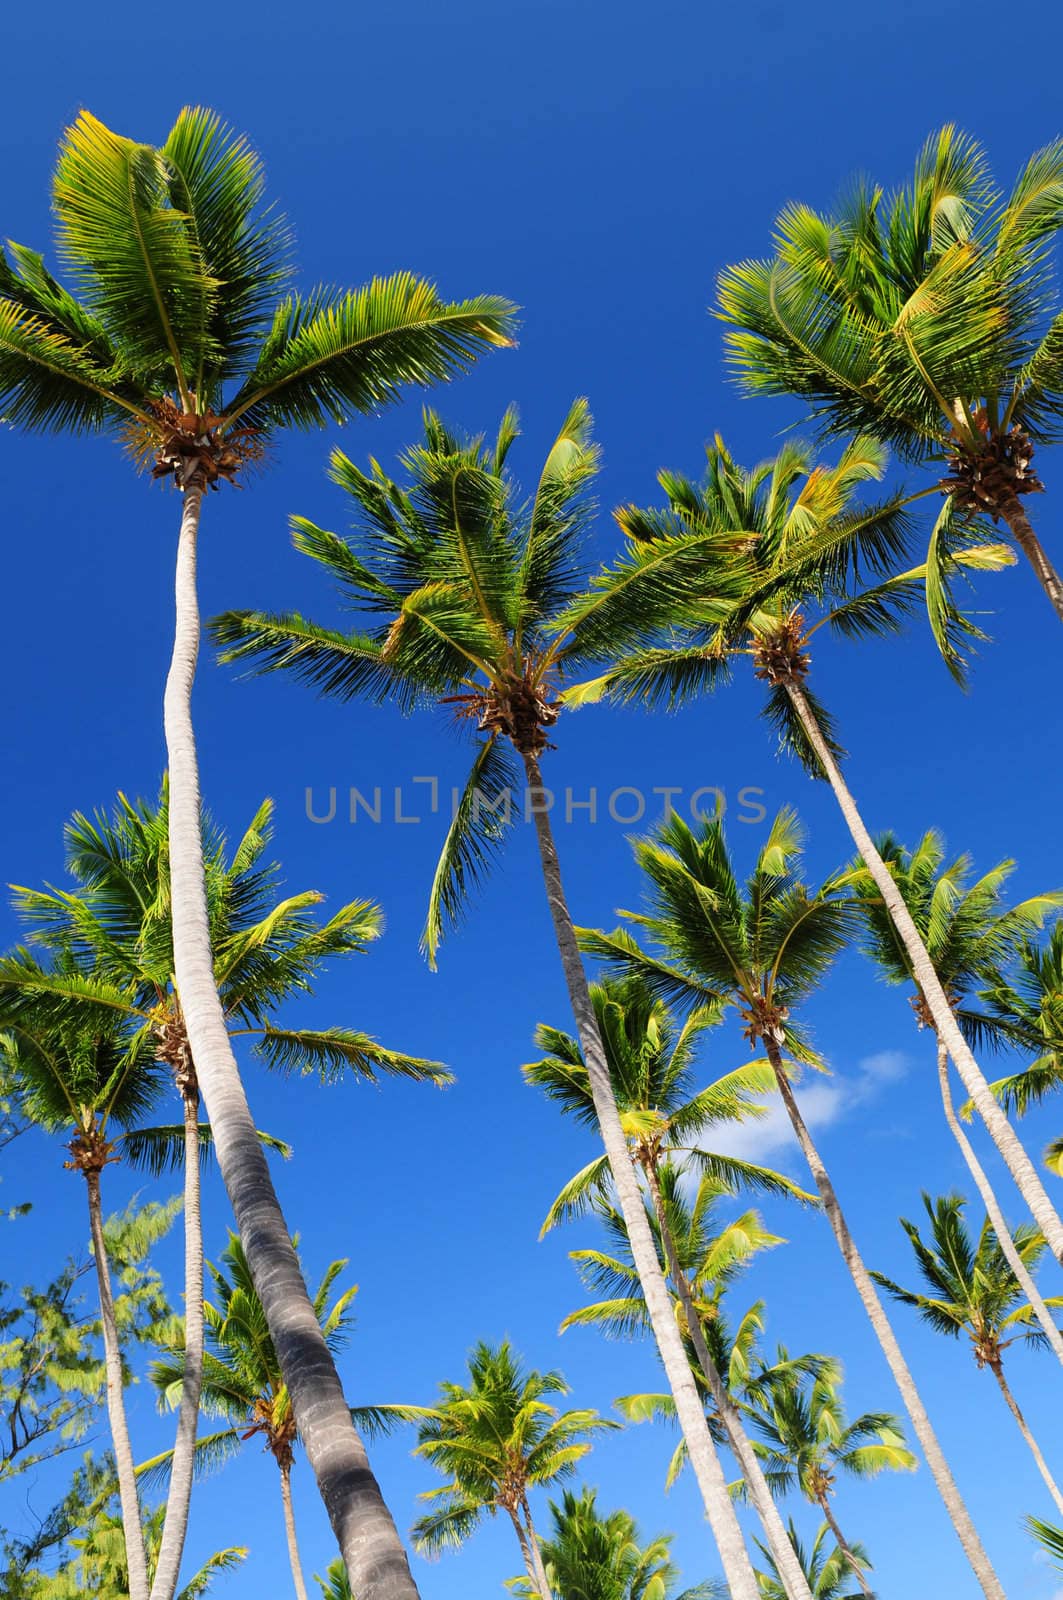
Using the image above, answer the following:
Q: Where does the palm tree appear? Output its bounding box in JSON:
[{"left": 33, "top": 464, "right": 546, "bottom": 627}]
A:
[
  {"left": 874, "top": 1193, "right": 1063, "bottom": 1518},
  {"left": 526, "top": 976, "right": 817, "bottom": 1600},
  {"left": 211, "top": 403, "right": 764, "bottom": 1597},
  {"left": 0, "top": 1000, "right": 174, "bottom": 1595},
  {"left": 849, "top": 830, "right": 1063, "bottom": 1364},
  {"left": 0, "top": 106, "right": 514, "bottom": 1600},
  {"left": 147, "top": 1233, "right": 359, "bottom": 1600},
  {"left": 508, "top": 1486, "right": 723, "bottom": 1600},
  {"left": 575, "top": 806, "right": 1004, "bottom": 1599},
  {"left": 754, "top": 1523, "right": 872, "bottom": 1600},
  {"left": 979, "top": 924, "right": 1063, "bottom": 1128},
  {"left": 0, "top": 787, "right": 447, "bottom": 1599},
  {"left": 716, "top": 127, "right": 1063, "bottom": 621},
  {"left": 559, "top": 435, "right": 1063, "bottom": 1280},
  {"left": 375, "top": 1340, "right": 616, "bottom": 1598},
  {"left": 40, "top": 1499, "right": 247, "bottom": 1599},
  {"left": 741, "top": 1354, "right": 914, "bottom": 1598},
  {"left": 316, "top": 1561, "right": 353, "bottom": 1600}
]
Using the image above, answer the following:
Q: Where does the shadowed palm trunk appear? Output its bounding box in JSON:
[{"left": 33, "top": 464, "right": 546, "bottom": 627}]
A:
[
  {"left": 640, "top": 1159, "right": 813, "bottom": 1600},
  {"left": 935, "top": 1040, "right": 1063, "bottom": 1370},
  {"left": 987, "top": 1356, "right": 1063, "bottom": 1518},
  {"left": 519, "top": 1494, "right": 553, "bottom": 1599},
  {"left": 763, "top": 1038, "right": 1005, "bottom": 1600},
  {"left": 816, "top": 1497, "right": 872, "bottom": 1600},
  {"left": 1000, "top": 496, "right": 1063, "bottom": 624},
  {"left": 785, "top": 678, "right": 1063, "bottom": 1265},
  {"left": 150, "top": 1082, "right": 205, "bottom": 1600},
  {"left": 523, "top": 753, "right": 760, "bottom": 1600},
  {"left": 279, "top": 1460, "right": 310, "bottom": 1600},
  {"left": 85, "top": 1168, "right": 150, "bottom": 1600},
  {"left": 164, "top": 485, "right": 420, "bottom": 1600}
]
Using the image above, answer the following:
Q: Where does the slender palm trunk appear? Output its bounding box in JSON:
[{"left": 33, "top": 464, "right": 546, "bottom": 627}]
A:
[
  {"left": 164, "top": 486, "right": 419, "bottom": 1600},
  {"left": 815, "top": 1497, "right": 873, "bottom": 1600},
  {"left": 935, "top": 1039, "right": 1063, "bottom": 1369},
  {"left": 279, "top": 1460, "right": 310, "bottom": 1600},
  {"left": 85, "top": 1168, "right": 150, "bottom": 1600},
  {"left": 150, "top": 1086, "right": 205, "bottom": 1600},
  {"left": 785, "top": 677, "right": 1063, "bottom": 1265},
  {"left": 522, "top": 753, "right": 760, "bottom": 1600},
  {"left": 640, "top": 1159, "right": 813, "bottom": 1600},
  {"left": 519, "top": 1493, "right": 553, "bottom": 1600},
  {"left": 763, "top": 1038, "right": 1005, "bottom": 1600},
  {"left": 987, "top": 1357, "right": 1063, "bottom": 1519},
  {"left": 1000, "top": 495, "right": 1063, "bottom": 625},
  {"left": 507, "top": 1505, "right": 548, "bottom": 1598}
]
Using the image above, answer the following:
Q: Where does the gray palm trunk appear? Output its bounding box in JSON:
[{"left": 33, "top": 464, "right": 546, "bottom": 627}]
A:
[
  {"left": 85, "top": 1167, "right": 150, "bottom": 1600},
  {"left": 639, "top": 1159, "right": 813, "bottom": 1600},
  {"left": 986, "top": 1356, "right": 1063, "bottom": 1519},
  {"left": 815, "top": 1497, "right": 872, "bottom": 1600},
  {"left": 1000, "top": 496, "right": 1063, "bottom": 625},
  {"left": 150, "top": 1086, "right": 205, "bottom": 1600},
  {"left": 519, "top": 1493, "right": 553, "bottom": 1600},
  {"left": 522, "top": 753, "right": 760, "bottom": 1600},
  {"left": 164, "top": 485, "right": 420, "bottom": 1600},
  {"left": 935, "top": 1040, "right": 1063, "bottom": 1369},
  {"left": 279, "top": 1460, "right": 310, "bottom": 1600},
  {"left": 785, "top": 679, "right": 1063, "bottom": 1265},
  {"left": 763, "top": 1038, "right": 1005, "bottom": 1600}
]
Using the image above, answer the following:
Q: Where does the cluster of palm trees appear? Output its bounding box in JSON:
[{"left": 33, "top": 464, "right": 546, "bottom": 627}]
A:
[{"left": 2, "top": 106, "right": 1063, "bottom": 1600}]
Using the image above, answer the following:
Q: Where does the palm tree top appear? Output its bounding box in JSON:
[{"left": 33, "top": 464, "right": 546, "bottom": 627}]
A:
[
  {"left": 872, "top": 1191, "right": 1063, "bottom": 1369},
  {"left": 1, "top": 107, "right": 515, "bottom": 484},
  {"left": 755, "top": 1519, "right": 872, "bottom": 1600},
  {"left": 717, "top": 126, "right": 1063, "bottom": 478}
]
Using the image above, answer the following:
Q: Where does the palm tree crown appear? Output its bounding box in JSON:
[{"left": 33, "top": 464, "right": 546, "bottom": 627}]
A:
[{"left": 755, "top": 1522, "right": 871, "bottom": 1600}]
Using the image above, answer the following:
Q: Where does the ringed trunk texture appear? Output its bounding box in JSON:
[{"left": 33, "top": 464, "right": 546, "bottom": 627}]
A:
[
  {"left": 149, "top": 1088, "right": 205, "bottom": 1600},
  {"left": 279, "top": 1460, "right": 310, "bottom": 1600},
  {"left": 988, "top": 1359, "right": 1063, "bottom": 1519},
  {"left": 519, "top": 1494, "right": 553, "bottom": 1600},
  {"left": 764, "top": 1040, "right": 1005, "bottom": 1600},
  {"left": 817, "top": 1496, "right": 873, "bottom": 1600},
  {"left": 786, "top": 679, "right": 1063, "bottom": 1265},
  {"left": 523, "top": 754, "right": 760, "bottom": 1600},
  {"left": 163, "top": 487, "right": 420, "bottom": 1600},
  {"left": 641, "top": 1160, "right": 813, "bottom": 1600},
  {"left": 85, "top": 1168, "right": 150, "bottom": 1600},
  {"left": 1000, "top": 495, "right": 1063, "bottom": 625},
  {"left": 935, "top": 1040, "right": 1063, "bottom": 1369}
]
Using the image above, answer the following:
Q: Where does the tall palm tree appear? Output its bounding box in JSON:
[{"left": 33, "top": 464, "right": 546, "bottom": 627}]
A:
[
  {"left": 716, "top": 127, "right": 1063, "bottom": 620},
  {"left": 211, "top": 403, "right": 764, "bottom": 1597},
  {"left": 0, "top": 1002, "right": 175, "bottom": 1595},
  {"left": 0, "top": 788, "right": 447, "bottom": 1600},
  {"left": 526, "top": 977, "right": 817, "bottom": 1600},
  {"left": 559, "top": 435, "right": 1063, "bottom": 1278},
  {"left": 849, "top": 830, "right": 1063, "bottom": 1363},
  {"left": 375, "top": 1341, "right": 616, "bottom": 1598},
  {"left": 754, "top": 1523, "right": 872, "bottom": 1600},
  {"left": 508, "top": 1485, "right": 723, "bottom": 1600},
  {"left": 147, "top": 1233, "right": 359, "bottom": 1600},
  {"left": 0, "top": 106, "right": 514, "bottom": 1600},
  {"left": 741, "top": 1353, "right": 915, "bottom": 1598},
  {"left": 575, "top": 806, "right": 1004, "bottom": 1599},
  {"left": 874, "top": 1193, "right": 1063, "bottom": 1518}
]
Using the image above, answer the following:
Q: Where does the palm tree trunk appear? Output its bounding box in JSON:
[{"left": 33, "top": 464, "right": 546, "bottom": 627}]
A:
[
  {"left": 507, "top": 1505, "right": 547, "bottom": 1597},
  {"left": 85, "top": 1168, "right": 150, "bottom": 1600},
  {"left": 640, "top": 1158, "right": 813, "bottom": 1600},
  {"left": 999, "top": 495, "right": 1063, "bottom": 625},
  {"left": 519, "top": 1494, "right": 554, "bottom": 1600},
  {"left": 763, "top": 1038, "right": 1005, "bottom": 1600},
  {"left": 988, "top": 1357, "right": 1063, "bottom": 1519},
  {"left": 785, "top": 678, "right": 1063, "bottom": 1265},
  {"left": 935, "top": 1038, "right": 1063, "bottom": 1369},
  {"left": 163, "top": 485, "right": 420, "bottom": 1600},
  {"left": 522, "top": 752, "right": 760, "bottom": 1600},
  {"left": 150, "top": 1085, "right": 205, "bottom": 1600},
  {"left": 815, "top": 1496, "right": 873, "bottom": 1600},
  {"left": 279, "top": 1460, "right": 310, "bottom": 1600}
]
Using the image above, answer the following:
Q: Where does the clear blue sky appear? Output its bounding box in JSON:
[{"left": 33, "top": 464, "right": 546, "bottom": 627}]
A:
[{"left": 3, "top": 1, "right": 1063, "bottom": 1595}]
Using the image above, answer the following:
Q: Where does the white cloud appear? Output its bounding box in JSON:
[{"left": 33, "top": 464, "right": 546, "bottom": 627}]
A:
[{"left": 701, "top": 1049, "right": 910, "bottom": 1166}]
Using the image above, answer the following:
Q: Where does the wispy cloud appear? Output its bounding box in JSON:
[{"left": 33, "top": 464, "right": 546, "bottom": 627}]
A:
[{"left": 702, "top": 1049, "right": 910, "bottom": 1166}]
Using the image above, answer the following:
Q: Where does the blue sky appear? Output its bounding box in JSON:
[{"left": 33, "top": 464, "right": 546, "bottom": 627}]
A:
[{"left": 3, "top": 0, "right": 1063, "bottom": 1595}]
